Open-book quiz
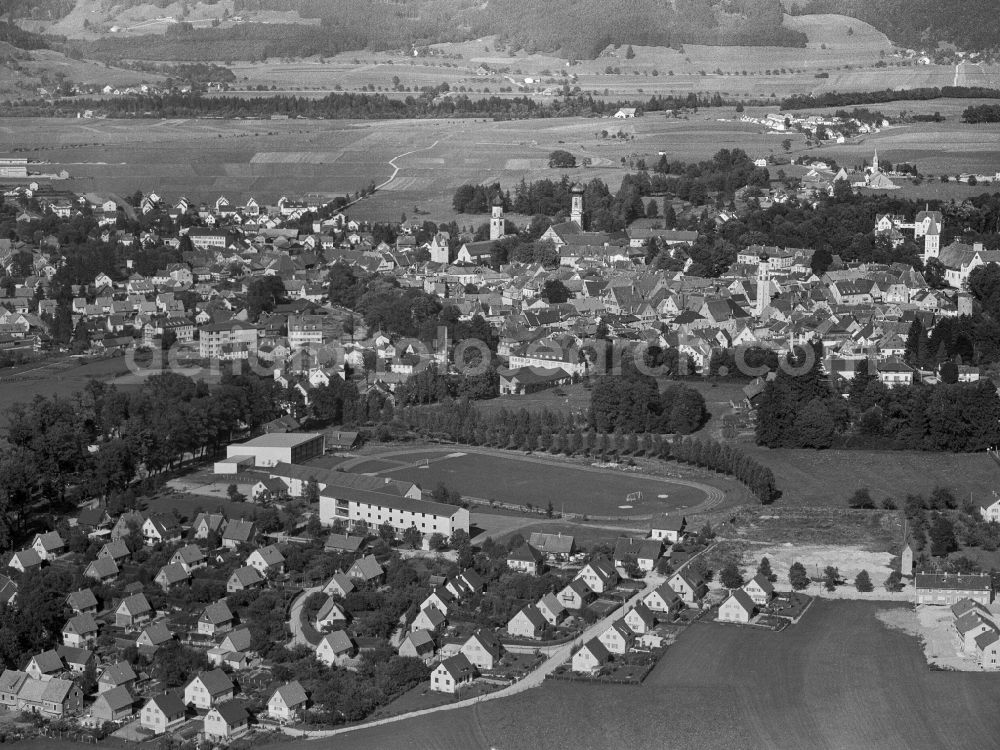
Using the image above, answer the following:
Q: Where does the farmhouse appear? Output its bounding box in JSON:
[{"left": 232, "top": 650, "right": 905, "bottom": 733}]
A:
[
  {"left": 915, "top": 573, "right": 992, "bottom": 606},
  {"left": 527, "top": 532, "right": 576, "bottom": 560}
]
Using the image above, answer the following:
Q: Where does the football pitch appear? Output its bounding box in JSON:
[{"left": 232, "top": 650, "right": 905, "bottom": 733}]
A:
[{"left": 343, "top": 447, "right": 728, "bottom": 517}]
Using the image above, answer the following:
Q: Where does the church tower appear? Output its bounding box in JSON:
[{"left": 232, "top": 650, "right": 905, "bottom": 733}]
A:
[
  {"left": 923, "top": 221, "right": 940, "bottom": 263},
  {"left": 755, "top": 254, "right": 771, "bottom": 318},
  {"left": 871, "top": 147, "right": 879, "bottom": 174},
  {"left": 570, "top": 183, "right": 585, "bottom": 229},
  {"left": 489, "top": 195, "right": 504, "bottom": 241}
]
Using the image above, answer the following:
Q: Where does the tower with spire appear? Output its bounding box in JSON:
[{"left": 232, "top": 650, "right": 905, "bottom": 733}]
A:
[
  {"left": 755, "top": 252, "right": 771, "bottom": 318},
  {"left": 871, "top": 147, "right": 879, "bottom": 174},
  {"left": 489, "top": 195, "right": 505, "bottom": 241},
  {"left": 570, "top": 183, "right": 585, "bottom": 229}
]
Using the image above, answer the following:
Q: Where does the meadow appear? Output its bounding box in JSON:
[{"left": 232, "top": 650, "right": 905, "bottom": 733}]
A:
[
  {"left": 344, "top": 448, "right": 715, "bottom": 517},
  {"left": 5, "top": 105, "right": 998, "bottom": 221},
  {"left": 743, "top": 446, "right": 1000, "bottom": 509},
  {"left": 281, "top": 601, "right": 1000, "bottom": 750}
]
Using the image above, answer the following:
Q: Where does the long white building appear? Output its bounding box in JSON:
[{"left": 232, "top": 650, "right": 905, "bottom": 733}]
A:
[{"left": 319, "top": 486, "right": 469, "bottom": 538}]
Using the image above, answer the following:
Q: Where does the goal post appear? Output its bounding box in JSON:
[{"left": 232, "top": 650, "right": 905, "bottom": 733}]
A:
[
  {"left": 416, "top": 458, "right": 430, "bottom": 468},
  {"left": 626, "top": 491, "right": 642, "bottom": 503}
]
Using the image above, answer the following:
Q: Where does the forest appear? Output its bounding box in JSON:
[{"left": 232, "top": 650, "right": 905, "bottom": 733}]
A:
[
  {"left": 66, "top": 0, "right": 804, "bottom": 62},
  {"left": 789, "top": 0, "right": 1000, "bottom": 51},
  {"left": 755, "top": 343, "right": 1000, "bottom": 452}
]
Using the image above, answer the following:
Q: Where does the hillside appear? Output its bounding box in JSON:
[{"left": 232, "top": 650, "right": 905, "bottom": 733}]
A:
[
  {"left": 9, "top": 0, "right": 809, "bottom": 60},
  {"left": 788, "top": 0, "right": 1000, "bottom": 52}
]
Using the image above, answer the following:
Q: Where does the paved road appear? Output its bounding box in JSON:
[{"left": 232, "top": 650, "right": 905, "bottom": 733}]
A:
[
  {"left": 287, "top": 585, "right": 322, "bottom": 649},
  {"left": 277, "top": 543, "right": 717, "bottom": 740},
  {"left": 278, "top": 573, "right": 662, "bottom": 740}
]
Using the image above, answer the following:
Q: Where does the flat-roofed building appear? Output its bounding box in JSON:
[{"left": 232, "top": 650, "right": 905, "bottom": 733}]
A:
[{"left": 221, "top": 433, "right": 325, "bottom": 469}]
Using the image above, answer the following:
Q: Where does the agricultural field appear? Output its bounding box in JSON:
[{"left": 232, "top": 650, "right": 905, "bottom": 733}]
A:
[
  {"left": 294, "top": 601, "right": 1000, "bottom": 750},
  {"left": 742, "top": 445, "right": 1000, "bottom": 509},
  {"left": 342, "top": 447, "right": 722, "bottom": 518},
  {"left": 7, "top": 105, "right": 999, "bottom": 222}
]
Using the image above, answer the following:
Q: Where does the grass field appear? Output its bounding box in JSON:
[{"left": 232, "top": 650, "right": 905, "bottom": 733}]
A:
[
  {"left": 8, "top": 107, "right": 998, "bottom": 221},
  {"left": 345, "top": 448, "right": 713, "bottom": 517},
  {"left": 282, "top": 601, "right": 1000, "bottom": 750},
  {"left": 742, "top": 446, "right": 1000, "bottom": 508}
]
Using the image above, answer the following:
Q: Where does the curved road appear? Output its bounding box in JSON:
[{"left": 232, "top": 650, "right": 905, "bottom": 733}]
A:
[
  {"left": 338, "top": 445, "right": 728, "bottom": 517},
  {"left": 278, "top": 542, "right": 718, "bottom": 741},
  {"left": 287, "top": 585, "right": 322, "bottom": 649}
]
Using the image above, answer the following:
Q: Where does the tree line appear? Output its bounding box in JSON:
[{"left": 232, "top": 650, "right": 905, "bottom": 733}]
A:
[
  {"left": 2, "top": 90, "right": 750, "bottom": 121},
  {"left": 382, "top": 399, "right": 778, "bottom": 504},
  {"left": 962, "top": 104, "right": 1000, "bottom": 124},
  {"left": 781, "top": 86, "right": 1000, "bottom": 111},
  {"left": 755, "top": 343, "right": 1000, "bottom": 451}
]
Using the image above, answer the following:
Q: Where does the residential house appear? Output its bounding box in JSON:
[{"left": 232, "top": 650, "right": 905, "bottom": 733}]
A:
[
  {"left": 430, "top": 654, "right": 475, "bottom": 694},
  {"left": 203, "top": 701, "right": 249, "bottom": 741},
  {"left": 98, "top": 538, "right": 130, "bottom": 564},
  {"left": 183, "top": 669, "right": 235, "bottom": 709},
  {"left": 247, "top": 544, "right": 286, "bottom": 576},
  {"left": 170, "top": 545, "right": 207, "bottom": 572},
  {"left": 557, "top": 579, "right": 595, "bottom": 610},
  {"left": 198, "top": 601, "right": 235, "bottom": 636},
  {"left": 461, "top": 630, "right": 504, "bottom": 671},
  {"left": 9, "top": 549, "right": 42, "bottom": 574},
  {"left": 97, "top": 662, "right": 137, "bottom": 694},
  {"left": 16, "top": 676, "right": 82, "bottom": 718},
  {"left": 536, "top": 593, "right": 567, "bottom": 627},
  {"left": 315, "top": 631, "right": 355, "bottom": 667},
  {"left": 321, "top": 572, "right": 355, "bottom": 598},
  {"left": 642, "top": 581, "right": 683, "bottom": 615},
  {"left": 742, "top": 575, "right": 775, "bottom": 606},
  {"left": 719, "top": 589, "right": 757, "bottom": 623},
  {"left": 192, "top": 513, "right": 227, "bottom": 540},
  {"left": 66, "top": 589, "right": 98, "bottom": 615},
  {"left": 399, "top": 629, "right": 436, "bottom": 662},
  {"left": 267, "top": 681, "right": 308, "bottom": 723},
  {"left": 613, "top": 537, "right": 663, "bottom": 572},
  {"left": 114, "top": 594, "right": 153, "bottom": 628},
  {"left": 84, "top": 556, "right": 119, "bottom": 583},
  {"left": 572, "top": 638, "right": 610, "bottom": 674},
  {"left": 62, "top": 614, "right": 98, "bottom": 648},
  {"left": 91, "top": 685, "right": 135, "bottom": 723},
  {"left": 576, "top": 557, "right": 619, "bottom": 594},
  {"left": 507, "top": 604, "right": 547, "bottom": 639},
  {"left": 347, "top": 555, "right": 385, "bottom": 584},
  {"left": 141, "top": 692, "right": 186, "bottom": 735},
  {"left": 221, "top": 519, "right": 257, "bottom": 549},
  {"left": 25, "top": 650, "right": 64, "bottom": 681},
  {"left": 141, "top": 515, "right": 182, "bottom": 546},
  {"left": 667, "top": 570, "right": 706, "bottom": 605},
  {"left": 135, "top": 622, "right": 174, "bottom": 653},
  {"left": 30, "top": 531, "right": 65, "bottom": 561},
  {"left": 154, "top": 563, "right": 191, "bottom": 591},
  {"left": 623, "top": 602, "right": 656, "bottom": 634},
  {"left": 411, "top": 606, "right": 446, "bottom": 633},
  {"left": 420, "top": 586, "right": 454, "bottom": 616},
  {"left": 314, "top": 597, "right": 347, "bottom": 631},
  {"left": 650, "top": 515, "right": 686, "bottom": 543},
  {"left": 527, "top": 532, "right": 576, "bottom": 561},
  {"left": 55, "top": 645, "right": 95, "bottom": 674},
  {"left": 227, "top": 566, "right": 265, "bottom": 593},
  {"left": 597, "top": 620, "right": 633, "bottom": 655}
]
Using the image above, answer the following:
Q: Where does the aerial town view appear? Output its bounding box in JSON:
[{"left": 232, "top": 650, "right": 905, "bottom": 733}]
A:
[{"left": 2, "top": 0, "right": 1000, "bottom": 748}]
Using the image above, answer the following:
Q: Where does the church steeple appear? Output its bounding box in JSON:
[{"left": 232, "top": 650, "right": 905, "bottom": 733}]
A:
[
  {"left": 570, "top": 183, "right": 585, "bottom": 229},
  {"left": 871, "top": 147, "right": 879, "bottom": 174},
  {"left": 755, "top": 252, "right": 771, "bottom": 318}
]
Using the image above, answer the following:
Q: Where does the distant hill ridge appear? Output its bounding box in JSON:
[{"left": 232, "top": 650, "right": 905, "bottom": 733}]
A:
[{"left": 789, "top": 0, "right": 1000, "bottom": 51}]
